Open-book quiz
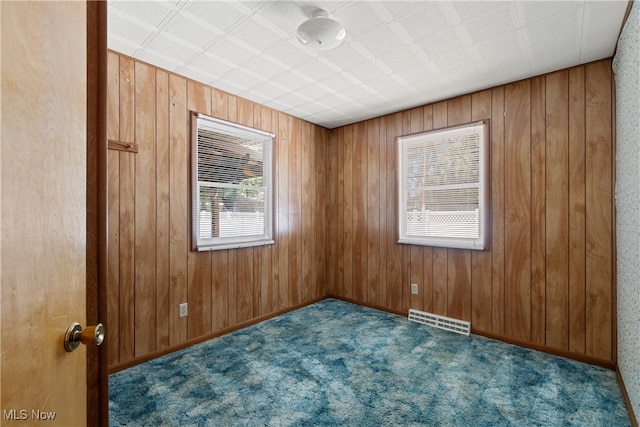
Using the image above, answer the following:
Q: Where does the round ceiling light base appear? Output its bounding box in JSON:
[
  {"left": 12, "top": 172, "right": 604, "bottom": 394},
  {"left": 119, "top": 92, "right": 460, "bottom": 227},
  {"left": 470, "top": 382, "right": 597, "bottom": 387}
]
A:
[{"left": 296, "top": 9, "right": 346, "bottom": 51}]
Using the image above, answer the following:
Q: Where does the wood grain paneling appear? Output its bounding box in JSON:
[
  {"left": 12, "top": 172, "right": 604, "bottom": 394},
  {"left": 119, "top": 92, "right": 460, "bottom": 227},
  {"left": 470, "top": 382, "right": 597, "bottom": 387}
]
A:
[
  {"left": 447, "top": 96, "right": 472, "bottom": 322},
  {"left": 155, "top": 69, "right": 171, "bottom": 351},
  {"left": 491, "top": 86, "right": 506, "bottom": 336},
  {"left": 328, "top": 60, "right": 615, "bottom": 364},
  {"left": 106, "top": 52, "right": 121, "bottom": 367},
  {"left": 470, "top": 90, "right": 493, "bottom": 332},
  {"left": 119, "top": 56, "right": 136, "bottom": 363},
  {"left": 134, "top": 61, "right": 157, "bottom": 356},
  {"left": 504, "top": 80, "right": 532, "bottom": 342},
  {"left": 585, "top": 61, "right": 613, "bottom": 361},
  {"left": 545, "top": 70, "right": 570, "bottom": 350},
  {"left": 107, "top": 52, "right": 616, "bottom": 369},
  {"left": 187, "top": 81, "right": 212, "bottom": 338},
  {"left": 210, "top": 88, "right": 230, "bottom": 333},
  {"left": 568, "top": 67, "right": 586, "bottom": 354},
  {"left": 431, "top": 103, "right": 448, "bottom": 316},
  {"left": 530, "top": 76, "right": 546, "bottom": 346},
  {"left": 107, "top": 52, "right": 328, "bottom": 369},
  {"left": 385, "top": 114, "right": 403, "bottom": 312}
]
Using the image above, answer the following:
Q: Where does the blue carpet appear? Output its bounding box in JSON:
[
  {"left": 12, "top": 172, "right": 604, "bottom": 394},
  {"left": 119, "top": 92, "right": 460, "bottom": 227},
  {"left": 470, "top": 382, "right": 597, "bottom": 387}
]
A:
[{"left": 109, "top": 299, "right": 630, "bottom": 426}]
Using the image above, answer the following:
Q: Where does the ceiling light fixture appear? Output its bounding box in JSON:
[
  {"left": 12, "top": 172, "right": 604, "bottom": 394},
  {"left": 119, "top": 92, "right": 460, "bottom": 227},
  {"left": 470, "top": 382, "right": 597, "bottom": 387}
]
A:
[{"left": 296, "top": 9, "right": 346, "bottom": 51}]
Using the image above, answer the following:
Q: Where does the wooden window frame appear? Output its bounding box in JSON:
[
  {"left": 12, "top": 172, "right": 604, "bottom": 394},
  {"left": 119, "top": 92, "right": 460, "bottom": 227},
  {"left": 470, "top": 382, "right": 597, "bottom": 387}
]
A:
[{"left": 397, "top": 120, "right": 490, "bottom": 250}]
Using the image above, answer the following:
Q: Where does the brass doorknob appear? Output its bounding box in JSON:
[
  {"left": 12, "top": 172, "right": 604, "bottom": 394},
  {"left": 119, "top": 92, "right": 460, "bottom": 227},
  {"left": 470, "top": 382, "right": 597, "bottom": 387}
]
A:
[{"left": 64, "top": 322, "right": 105, "bottom": 352}]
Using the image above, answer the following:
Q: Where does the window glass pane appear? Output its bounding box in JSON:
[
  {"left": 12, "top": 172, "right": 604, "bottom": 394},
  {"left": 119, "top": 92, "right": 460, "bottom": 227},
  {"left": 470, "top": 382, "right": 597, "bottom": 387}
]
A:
[
  {"left": 398, "top": 121, "right": 488, "bottom": 250},
  {"left": 192, "top": 113, "right": 274, "bottom": 251}
]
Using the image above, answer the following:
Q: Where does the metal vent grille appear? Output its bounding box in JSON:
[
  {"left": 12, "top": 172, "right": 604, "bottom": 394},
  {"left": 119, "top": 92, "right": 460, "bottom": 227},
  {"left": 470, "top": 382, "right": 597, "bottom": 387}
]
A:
[{"left": 408, "top": 309, "right": 471, "bottom": 336}]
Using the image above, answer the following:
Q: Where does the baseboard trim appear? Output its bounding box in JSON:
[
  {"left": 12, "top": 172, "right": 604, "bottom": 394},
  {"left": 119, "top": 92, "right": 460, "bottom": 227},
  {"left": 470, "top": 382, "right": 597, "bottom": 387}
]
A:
[
  {"left": 472, "top": 330, "right": 616, "bottom": 370},
  {"left": 108, "top": 296, "right": 325, "bottom": 374},
  {"left": 616, "top": 365, "right": 639, "bottom": 427},
  {"left": 327, "top": 295, "right": 407, "bottom": 317},
  {"left": 110, "top": 295, "right": 616, "bottom": 375},
  {"left": 329, "top": 295, "right": 616, "bottom": 370}
]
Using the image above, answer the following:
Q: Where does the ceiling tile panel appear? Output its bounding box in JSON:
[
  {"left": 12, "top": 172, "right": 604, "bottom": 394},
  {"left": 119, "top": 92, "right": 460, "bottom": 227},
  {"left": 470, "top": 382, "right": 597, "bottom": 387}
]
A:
[
  {"left": 255, "top": 1, "right": 307, "bottom": 34},
  {"left": 356, "top": 26, "right": 409, "bottom": 57},
  {"left": 228, "top": 19, "right": 286, "bottom": 52},
  {"left": 295, "top": 82, "right": 337, "bottom": 100},
  {"left": 108, "top": 0, "right": 630, "bottom": 129},
  {"left": 378, "top": 45, "right": 428, "bottom": 72},
  {"left": 251, "top": 81, "right": 290, "bottom": 99},
  {"left": 145, "top": 33, "right": 200, "bottom": 63},
  {"left": 525, "top": 9, "right": 581, "bottom": 45},
  {"left": 269, "top": 70, "right": 315, "bottom": 92},
  {"left": 382, "top": 1, "right": 431, "bottom": 19},
  {"left": 414, "top": 28, "right": 465, "bottom": 59},
  {"left": 136, "top": 48, "right": 184, "bottom": 72},
  {"left": 333, "top": 2, "right": 388, "bottom": 37},
  {"left": 322, "top": 44, "right": 370, "bottom": 69},
  {"left": 264, "top": 40, "right": 314, "bottom": 68},
  {"left": 241, "top": 56, "right": 286, "bottom": 80},
  {"left": 183, "top": 2, "right": 248, "bottom": 32},
  {"left": 222, "top": 68, "right": 268, "bottom": 90},
  {"left": 347, "top": 60, "right": 389, "bottom": 83},
  {"left": 529, "top": 37, "right": 580, "bottom": 73},
  {"left": 398, "top": 3, "right": 450, "bottom": 41},
  {"left": 452, "top": 1, "right": 512, "bottom": 23},
  {"left": 295, "top": 58, "right": 342, "bottom": 81},
  {"left": 107, "top": 12, "right": 157, "bottom": 48},
  {"left": 205, "top": 38, "right": 256, "bottom": 66},
  {"left": 109, "top": 0, "right": 179, "bottom": 29},
  {"left": 108, "top": 36, "right": 143, "bottom": 56},
  {"left": 317, "top": 73, "right": 357, "bottom": 93},
  {"left": 520, "top": 1, "right": 582, "bottom": 25},
  {"left": 463, "top": 5, "right": 516, "bottom": 44},
  {"left": 165, "top": 12, "right": 224, "bottom": 48}
]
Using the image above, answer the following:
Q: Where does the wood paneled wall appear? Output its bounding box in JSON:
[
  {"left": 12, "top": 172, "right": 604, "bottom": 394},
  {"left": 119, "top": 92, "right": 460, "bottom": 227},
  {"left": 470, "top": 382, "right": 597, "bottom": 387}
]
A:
[
  {"left": 328, "top": 59, "right": 615, "bottom": 363},
  {"left": 106, "top": 51, "right": 328, "bottom": 368},
  {"left": 107, "top": 52, "right": 615, "bottom": 369}
]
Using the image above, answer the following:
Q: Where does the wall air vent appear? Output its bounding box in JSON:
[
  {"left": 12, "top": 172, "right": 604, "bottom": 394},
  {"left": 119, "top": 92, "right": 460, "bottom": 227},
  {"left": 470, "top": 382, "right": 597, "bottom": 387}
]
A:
[{"left": 408, "top": 309, "right": 471, "bottom": 336}]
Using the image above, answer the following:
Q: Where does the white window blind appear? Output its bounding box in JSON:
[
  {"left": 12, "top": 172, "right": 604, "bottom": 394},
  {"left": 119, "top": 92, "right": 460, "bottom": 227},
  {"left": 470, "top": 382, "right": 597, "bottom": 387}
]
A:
[
  {"left": 191, "top": 112, "right": 274, "bottom": 251},
  {"left": 398, "top": 121, "right": 489, "bottom": 250}
]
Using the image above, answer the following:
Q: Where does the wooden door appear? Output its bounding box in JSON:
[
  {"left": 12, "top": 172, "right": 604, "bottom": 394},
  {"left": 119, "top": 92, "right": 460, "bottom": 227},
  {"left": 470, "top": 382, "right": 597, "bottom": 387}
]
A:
[{"left": 1, "top": 2, "right": 90, "bottom": 426}]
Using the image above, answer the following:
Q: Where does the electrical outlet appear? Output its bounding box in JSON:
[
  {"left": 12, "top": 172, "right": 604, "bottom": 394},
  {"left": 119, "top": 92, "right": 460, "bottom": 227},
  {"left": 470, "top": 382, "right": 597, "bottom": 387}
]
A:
[
  {"left": 411, "top": 283, "right": 419, "bottom": 295},
  {"left": 179, "top": 303, "right": 188, "bottom": 318}
]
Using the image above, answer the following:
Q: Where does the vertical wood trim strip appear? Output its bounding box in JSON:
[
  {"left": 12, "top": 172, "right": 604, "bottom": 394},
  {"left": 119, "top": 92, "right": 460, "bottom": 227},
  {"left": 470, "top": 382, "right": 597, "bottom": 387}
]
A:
[
  {"left": 133, "top": 61, "right": 157, "bottom": 356},
  {"left": 210, "top": 89, "right": 230, "bottom": 332},
  {"left": 106, "top": 52, "right": 121, "bottom": 366},
  {"left": 491, "top": 87, "right": 506, "bottom": 336},
  {"left": 353, "top": 121, "right": 368, "bottom": 302},
  {"left": 277, "top": 113, "right": 290, "bottom": 309},
  {"left": 155, "top": 69, "right": 170, "bottom": 351},
  {"left": 530, "top": 76, "right": 547, "bottom": 345},
  {"left": 343, "top": 125, "right": 355, "bottom": 299},
  {"left": 118, "top": 56, "right": 136, "bottom": 362},
  {"left": 585, "top": 61, "right": 613, "bottom": 360},
  {"left": 288, "top": 117, "right": 302, "bottom": 306},
  {"left": 504, "top": 81, "right": 532, "bottom": 341},
  {"left": 168, "top": 74, "right": 188, "bottom": 346},
  {"left": 446, "top": 96, "right": 472, "bottom": 321},
  {"left": 186, "top": 81, "right": 212, "bottom": 338},
  {"left": 471, "top": 90, "right": 493, "bottom": 332},
  {"left": 545, "top": 70, "right": 570, "bottom": 350},
  {"left": 568, "top": 66, "right": 587, "bottom": 354},
  {"left": 431, "top": 102, "right": 448, "bottom": 316},
  {"left": 366, "top": 119, "right": 381, "bottom": 306},
  {"left": 385, "top": 114, "right": 403, "bottom": 312}
]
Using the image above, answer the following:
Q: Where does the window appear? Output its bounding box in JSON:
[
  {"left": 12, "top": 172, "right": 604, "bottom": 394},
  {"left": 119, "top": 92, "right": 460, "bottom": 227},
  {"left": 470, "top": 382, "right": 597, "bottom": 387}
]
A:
[
  {"left": 397, "top": 120, "right": 489, "bottom": 250},
  {"left": 191, "top": 112, "right": 274, "bottom": 251}
]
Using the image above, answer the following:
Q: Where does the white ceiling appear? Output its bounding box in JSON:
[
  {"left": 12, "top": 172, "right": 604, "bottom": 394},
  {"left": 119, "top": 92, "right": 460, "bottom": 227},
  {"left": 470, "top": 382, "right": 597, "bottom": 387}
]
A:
[{"left": 108, "top": 0, "right": 629, "bottom": 129}]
